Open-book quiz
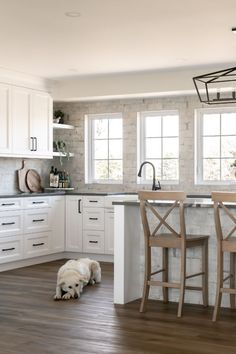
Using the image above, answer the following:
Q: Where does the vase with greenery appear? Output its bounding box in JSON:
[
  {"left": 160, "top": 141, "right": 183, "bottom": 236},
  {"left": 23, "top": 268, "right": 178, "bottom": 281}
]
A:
[
  {"left": 53, "top": 140, "right": 70, "bottom": 165},
  {"left": 54, "top": 110, "right": 65, "bottom": 124}
]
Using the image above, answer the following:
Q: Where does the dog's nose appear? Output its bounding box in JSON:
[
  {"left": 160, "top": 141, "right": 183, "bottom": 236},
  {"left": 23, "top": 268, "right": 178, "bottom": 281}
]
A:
[{"left": 74, "top": 293, "right": 78, "bottom": 299}]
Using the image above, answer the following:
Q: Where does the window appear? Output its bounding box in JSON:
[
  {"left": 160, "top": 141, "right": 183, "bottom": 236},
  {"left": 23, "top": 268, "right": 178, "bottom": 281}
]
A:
[
  {"left": 195, "top": 108, "right": 236, "bottom": 183},
  {"left": 85, "top": 113, "right": 123, "bottom": 183},
  {"left": 138, "top": 110, "right": 179, "bottom": 182}
]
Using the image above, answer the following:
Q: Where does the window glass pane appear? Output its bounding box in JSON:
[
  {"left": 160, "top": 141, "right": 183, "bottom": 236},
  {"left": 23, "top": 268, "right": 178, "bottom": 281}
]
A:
[
  {"left": 143, "top": 160, "right": 161, "bottom": 180},
  {"left": 93, "top": 119, "right": 108, "bottom": 139},
  {"left": 146, "top": 138, "right": 161, "bottom": 158},
  {"left": 163, "top": 115, "right": 179, "bottom": 136},
  {"left": 109, "top": 119, "right": 122, "bottom": 138},
  {"left": 94, "top": 160, "right": 108, "bottom": 180},
  {"left": 203, "top": 159, "right": 220, "bottom": 180},
  {"left": 203, "top": 137, "right": 220, "bottom": 158},
  {"left": 163, "top": 137, "right": 179, "bottom": 158},
  {"left": 221, "top": 159, "right": 235, "bottom": 180},
  {"left": 109, "top": 160, "right": 123, "bottom": 179},
  {"left": 203, "top": 114, "right": 220, "bottom": 136},
  {"left": 221, "top": 136, "right": 236, "bottom": 158},
  {"left": 145, "top": 116, "right": 161, "bottom": 137},
  {"left": 163, "top": 159, "right": 179, "bottom": 180},
  {"left": 109, "top": 140, "right": 122, "bottom": 159},
  {"left": 94, "top": 140, "right": 108, "bottom": 159},
  {"left": 221, "top": 113, "right": 236, "bottom": 135}
]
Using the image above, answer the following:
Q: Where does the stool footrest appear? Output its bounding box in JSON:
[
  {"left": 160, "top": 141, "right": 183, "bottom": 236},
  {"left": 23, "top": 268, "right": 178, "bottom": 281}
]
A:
[
  {"left": 185, "top": 285, "right": 202, "bottom": 291},
  {"left": 148, "top": 280, "right": 180, "bottom": 289},
  {"left": 220, "top": 287, "right": 236, "bottom": 294},
  {"left": 151, "top": 269, "right": 164, "bottom": 276}
]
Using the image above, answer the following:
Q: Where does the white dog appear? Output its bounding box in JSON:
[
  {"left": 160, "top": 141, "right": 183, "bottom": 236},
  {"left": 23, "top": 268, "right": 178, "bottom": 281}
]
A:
[{"left": 54, "top": 258, "right": 101, "bottom": 300}]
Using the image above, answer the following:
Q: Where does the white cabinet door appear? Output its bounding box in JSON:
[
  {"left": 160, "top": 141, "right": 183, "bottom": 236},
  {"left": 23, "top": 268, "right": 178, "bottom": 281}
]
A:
[
  {"left": 83, "top": 230, "right": 104, "bottom": 254},
  {"left": 105, "top": 209, "right": 114, "bottom": 254},
  {"left": 0, "top": 83, "right": 11, "bottom": 154},
  {"left": 31, "top": 91, "right": 52, "bottom": 157},
  {"left": 11, "top": 86, "right": 32, "bottom": 155},
  {"left": 66, "top": 196, "right": 83, "bottom": 252},
  {"left": 11, "top": 86, "right": 53, "bottom": 158},
  {"left": 51, "top": 196, "right": 65, "bottom": 253}
]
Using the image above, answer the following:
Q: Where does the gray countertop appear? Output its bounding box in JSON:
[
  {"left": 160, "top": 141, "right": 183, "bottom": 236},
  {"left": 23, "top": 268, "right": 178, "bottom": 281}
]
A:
[{"left": 112, "top": 197, "right": 214, "bottom": 208}]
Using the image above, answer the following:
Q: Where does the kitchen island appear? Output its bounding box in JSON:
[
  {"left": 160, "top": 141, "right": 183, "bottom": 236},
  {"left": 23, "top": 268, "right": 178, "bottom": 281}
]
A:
[{"left": 113, "top": 197, "right": 233, "bottom": 308}]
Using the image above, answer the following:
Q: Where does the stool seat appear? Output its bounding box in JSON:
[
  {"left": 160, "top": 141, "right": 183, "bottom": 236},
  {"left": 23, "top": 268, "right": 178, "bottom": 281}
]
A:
[{"left": 139, "top": 190, "right": 209, "bottom": 318}]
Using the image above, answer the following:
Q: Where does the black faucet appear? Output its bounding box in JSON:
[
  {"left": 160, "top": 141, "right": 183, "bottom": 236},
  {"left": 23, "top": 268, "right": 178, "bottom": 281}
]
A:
[{"left": 137, "top": 161, "right": 161, "bottom": 190}]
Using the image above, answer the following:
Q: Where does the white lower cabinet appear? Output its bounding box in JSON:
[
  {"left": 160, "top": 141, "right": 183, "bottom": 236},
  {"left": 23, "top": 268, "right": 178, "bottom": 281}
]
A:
[
  {"left": 51, "top": 196, "right": 65, "bottom": 253},
  {"left": 83, "top": 230, "right": 105, "bottom": 254},
  {"left": 65, "top": 196, "right": 83, "bottom": 252},
  {"left": 0, "top": 236, "right": 23, "bottom": 263},
  {"left": 104, "top": 209, "right": 114, "bottom": 254},
  {"left": 24, "top": 232, "right": 51, "bottom": 258},
  {"left": 82, "top": 196, "right": 105, "bottom": 254}
]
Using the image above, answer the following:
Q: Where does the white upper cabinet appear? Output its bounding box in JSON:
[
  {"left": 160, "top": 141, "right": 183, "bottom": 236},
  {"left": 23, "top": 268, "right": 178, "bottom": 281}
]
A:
[
  {"left": 0, "top": 83, "right": 11, "bottom": 153},
  {"left": 0, "top": 84, "right": 53, "bottom": 158},
  {"left": 12, "top": 86, "right": 31, "bottom": 155},
  {"left": 31, "top": 91, "right": 53, "bottom": 157}
]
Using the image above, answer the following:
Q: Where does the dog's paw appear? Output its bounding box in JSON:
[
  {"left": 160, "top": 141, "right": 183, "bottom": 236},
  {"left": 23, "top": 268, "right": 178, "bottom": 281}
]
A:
[
  {"left": 54, "top": 294, "right": 62, "bottom": 300},
  {"left": 62, "top": 293, "right": 71, "bottom": 300}
]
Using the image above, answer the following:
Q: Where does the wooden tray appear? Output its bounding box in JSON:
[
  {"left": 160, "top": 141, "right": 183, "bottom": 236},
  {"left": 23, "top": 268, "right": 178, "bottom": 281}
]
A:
[{"left": 26, "top": 169, "right": 43, "bottom": 192}]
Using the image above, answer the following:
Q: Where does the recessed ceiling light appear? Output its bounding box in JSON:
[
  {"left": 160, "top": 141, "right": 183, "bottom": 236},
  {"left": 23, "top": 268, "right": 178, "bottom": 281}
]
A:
[
  {"left": 65, "top": 12, "right": 81, "bottom": 18},
  {"left": 232, "top": 27, "right": 236, "bottom": 33}
]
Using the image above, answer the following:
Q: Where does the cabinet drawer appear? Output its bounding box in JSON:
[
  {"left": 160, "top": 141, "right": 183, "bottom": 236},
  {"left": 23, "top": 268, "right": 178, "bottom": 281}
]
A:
[
  {"left": 23, "top": 197, "right": 51, "bottom": 209},
  {"left": 24, "top": 232, "right": 51, "bottom": 258},
  {"left": 83, "top": 230, "right": 104, "bottom": 254},
  {"left": 83, "top": 196, "right": 104, "bottom": 208},
  {"left": 0, "top": 198, "right": 23, "bottom": 211},
  {"left": 83, "top": 208, "right": 104, "bottom": 230},
  {"left": 24, "top": 208, "right": 51, "bottom": 233},
  {"left": 0, "top": 211, "right": 23, "bottom": 237},
  {"left": 0, "top": 236, "right": 23, "bottom": 263}
]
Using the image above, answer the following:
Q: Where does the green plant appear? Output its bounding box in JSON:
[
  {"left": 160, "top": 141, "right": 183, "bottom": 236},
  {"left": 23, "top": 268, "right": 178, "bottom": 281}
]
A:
[
  {"left": 53, "top": 140, "right": 70, "bottom": 165},
  {"left": 54, "top": 110, "right": 65, "bottom": 119}
]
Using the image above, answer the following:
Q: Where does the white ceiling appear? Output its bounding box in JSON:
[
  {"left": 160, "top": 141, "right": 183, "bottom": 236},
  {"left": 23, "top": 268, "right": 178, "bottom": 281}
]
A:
[{"left": 0, "top": 0, "right": 236, "bottom": 79}]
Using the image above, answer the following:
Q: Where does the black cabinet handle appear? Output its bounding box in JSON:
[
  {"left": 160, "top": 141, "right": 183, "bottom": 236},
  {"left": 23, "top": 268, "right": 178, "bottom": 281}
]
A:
[
  {"left": 2, "top": 222, "right": 15, "bottom": 226},
  {"left": 32, "top": 201, "right": 44, "bottom": 204},
  {"left": 89, "top": 200, "right": 98, "bottom": 203},
  {"left": 30, "top": 137, "right": 34, "bottom": 151},
  {"left": 33, "top": 242, "right": 45, "bottom": 247},
  {"left": 32, "top": 219, "right": 44, "bottom": 222},
  {"left": 89, "top": 217, "right": 98, "bottom": 220},
  {"left": 89, "top": 240, "right": 98, "bottom": 244},
  {"left": 78, "top": 199, "right": 81, "bottom": 214},
  {"left": 1, "top": 203, "right": 15, "bottom": 206},
  {"left": 34, "top": 137, "right": 37, "bottom": 151},
  {"left": 2, "top": 247, "right": 15, "bottom": 252}
]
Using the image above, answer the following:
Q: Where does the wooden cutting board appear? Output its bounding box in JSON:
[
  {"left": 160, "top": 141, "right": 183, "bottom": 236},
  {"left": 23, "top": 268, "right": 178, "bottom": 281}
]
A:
[
  {"left": 17, "top": 160, "right": 30, "bottom": 193},
  {"left": 26, "top": 169, "right": 43, "bottom": 192}
]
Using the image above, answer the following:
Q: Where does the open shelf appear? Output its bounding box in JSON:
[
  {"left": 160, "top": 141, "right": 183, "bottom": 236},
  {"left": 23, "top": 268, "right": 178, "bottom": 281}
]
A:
[
  {"left": 53, "top": 123, "right": 75, "bottom": 130},
  {"left": 53, "top": 152, "right": 74, "bottom": 157}
]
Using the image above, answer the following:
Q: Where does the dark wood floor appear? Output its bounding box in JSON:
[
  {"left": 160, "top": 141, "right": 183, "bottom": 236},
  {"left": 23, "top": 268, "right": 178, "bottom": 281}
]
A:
[{"left": 0, "top": 260, "right": 236, "bottom": 354}]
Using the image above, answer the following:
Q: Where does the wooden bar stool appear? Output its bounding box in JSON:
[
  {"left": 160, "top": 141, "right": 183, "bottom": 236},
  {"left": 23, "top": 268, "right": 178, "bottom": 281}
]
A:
[
  {"left": 138, "top": 191, "right": 209, "bottom": 317},
  {"left": 212, "top": 191, "right": 236, "bottom": 321}
]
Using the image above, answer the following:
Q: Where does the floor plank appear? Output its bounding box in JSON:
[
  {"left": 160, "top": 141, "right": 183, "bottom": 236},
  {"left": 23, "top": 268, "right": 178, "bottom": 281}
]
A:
[{"left": 0, "top": 260, "right": 236, "bottom": 353}]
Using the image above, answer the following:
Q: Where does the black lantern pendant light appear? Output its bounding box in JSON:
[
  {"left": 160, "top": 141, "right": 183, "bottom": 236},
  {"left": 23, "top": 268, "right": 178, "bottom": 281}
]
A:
[{"left": 193, "top": 67, "right": 236, "bottom": 104}]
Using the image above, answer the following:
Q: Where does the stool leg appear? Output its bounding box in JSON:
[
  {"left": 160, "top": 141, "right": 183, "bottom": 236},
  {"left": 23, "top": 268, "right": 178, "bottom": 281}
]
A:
[
  {"left": 202, "top": 239, "right": 208, "bottom": 307},
  {"left": 212, "top": 248, "right": 223, "bottom": 322},
  {"left": 140, "top": 244, "right": 151, "bottom": 312},
  {"left": 162, "top": 247, "right": 169, "bottom": 304},
  {"left": 177, "top": 246, "right": 186, "bottom": 318},
  {"left": 230, "top": 252, "right": 235, "bottom": 309}
]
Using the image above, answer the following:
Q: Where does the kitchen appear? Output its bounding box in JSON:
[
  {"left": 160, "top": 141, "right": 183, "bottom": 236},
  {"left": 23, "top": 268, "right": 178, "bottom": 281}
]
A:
[{"left": 1, "top": 1, "right": 236, "bottom": 353}]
